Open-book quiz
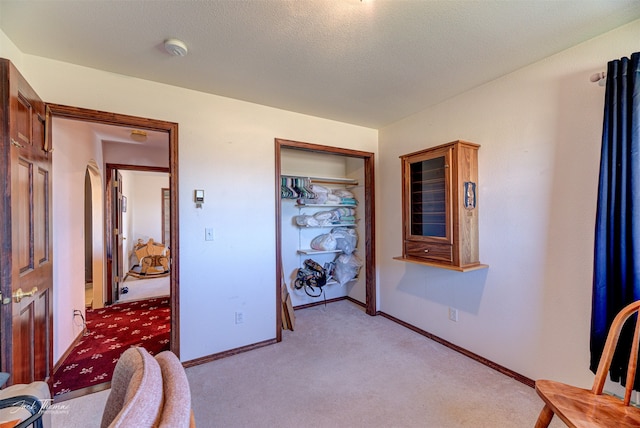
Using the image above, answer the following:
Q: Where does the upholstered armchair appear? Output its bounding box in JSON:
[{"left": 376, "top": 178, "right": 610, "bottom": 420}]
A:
[{"left": 101, "top": 347, "right": 194, "bottom": 428}]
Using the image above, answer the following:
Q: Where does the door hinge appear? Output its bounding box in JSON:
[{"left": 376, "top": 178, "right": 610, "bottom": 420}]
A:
[
  {"left": 0, "top": 291, "right": 11, "bottom": 305},
  {"left": 114, "top": 228, "right": 119, "bottom": 236},
  {"left": 17, "top": 132, "right": 29, "bottom": 144},
  {"left": 114, "top": 276, "right": 120, "bottom": 283},
  {"left": 10, "top": 138, "right": 24, "bottom": 149},
  {"left": 114, "top": 180, "right": 119, "bottom": 188}
]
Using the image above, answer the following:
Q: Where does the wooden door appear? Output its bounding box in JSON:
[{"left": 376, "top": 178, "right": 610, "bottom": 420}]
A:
[
  {"left": 107, "top": 169, "right": 124, "bottom": 303},
  {"left": 114, "top": 171, "right": 124, "bottom": 302},
  {"left": 0, "top": 59, "right": 53, "bottom": 385}
]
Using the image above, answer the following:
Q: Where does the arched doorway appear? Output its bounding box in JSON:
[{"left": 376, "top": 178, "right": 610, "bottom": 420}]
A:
[{"left": 84, "top": 160, "right": 105, "bottom": 310}]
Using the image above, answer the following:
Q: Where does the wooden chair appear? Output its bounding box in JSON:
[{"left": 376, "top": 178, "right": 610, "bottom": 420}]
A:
[
  {"left": 124, "top": 239, "right": 170, "bottom": 281},
  {"left": 534, "top": 300, "right": 640, "bottom": 427}
]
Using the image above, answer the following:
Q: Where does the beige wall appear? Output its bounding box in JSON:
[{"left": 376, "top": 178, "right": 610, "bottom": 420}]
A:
[
  {"left": 377, "top": 19, "right": 640, "bottom": 389},
  {"left": 0, "top": 30, "right": 378, "bottom": 362}
]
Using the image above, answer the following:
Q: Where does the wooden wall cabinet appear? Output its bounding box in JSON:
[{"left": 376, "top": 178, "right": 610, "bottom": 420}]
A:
[{"left": 394, "top": 140, "right": 488, "bottom": 272}]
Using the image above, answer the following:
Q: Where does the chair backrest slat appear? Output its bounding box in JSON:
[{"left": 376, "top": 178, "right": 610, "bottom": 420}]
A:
[
  {"left": 624, "top": 312, "right": 640, "bottom": 406},
  {"left": 592, "top": 301, "right": 640, "bottom": 398}
]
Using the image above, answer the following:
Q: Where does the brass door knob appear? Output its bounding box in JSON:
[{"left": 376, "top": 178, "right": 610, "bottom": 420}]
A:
[{"left": 13, "top": 287, "right": 38, "bottom": 303}]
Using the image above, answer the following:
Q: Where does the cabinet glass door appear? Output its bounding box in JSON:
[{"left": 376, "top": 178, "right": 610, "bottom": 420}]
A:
[{"left": 409, "top": 155, "right": 447, "bottom": 238}]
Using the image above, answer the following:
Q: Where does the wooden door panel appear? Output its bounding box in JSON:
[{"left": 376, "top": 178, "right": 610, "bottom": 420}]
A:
[
  {"left": 35, "top": 167, "right": 49, "bottom": 265},
  {"left": 17, "top": 157, "right": 33, "bottom": 274},
  {"left": 34, "top": 290, "right": 50, "bottom": 380},
  {"left": 15, "top": 93, "right": 32, "bottom": 148},
  {"left": 12, "top": 303, "right": 34, "bottom": 383}
]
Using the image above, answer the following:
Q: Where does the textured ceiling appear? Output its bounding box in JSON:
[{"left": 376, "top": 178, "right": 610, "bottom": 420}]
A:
[{"left": 2, "top": 1, "right": 640, "bottom": 129}]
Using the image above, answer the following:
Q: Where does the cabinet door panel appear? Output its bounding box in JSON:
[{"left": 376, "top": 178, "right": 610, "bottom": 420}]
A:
[{"left": 405, "top": 148, "right": 451, "bottom": 242}]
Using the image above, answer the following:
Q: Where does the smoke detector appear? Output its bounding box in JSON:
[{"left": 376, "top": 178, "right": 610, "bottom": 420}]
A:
[{"left": 164, "top": 38, "right": 188, "bottom": 57}]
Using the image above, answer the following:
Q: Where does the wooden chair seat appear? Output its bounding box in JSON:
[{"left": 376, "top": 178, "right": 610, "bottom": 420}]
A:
[
  {"left": 534, "top": 300, "right": 640, "bottom": 428},
  {"left": 535, "top": 379, "right": 640, "bottom": 427}
]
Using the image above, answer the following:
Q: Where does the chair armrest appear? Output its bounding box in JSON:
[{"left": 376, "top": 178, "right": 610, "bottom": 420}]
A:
[
  {"left": 0, "top": 373, "right": 9, "bottom": 388},
  {"left": 0, "top": 395, "right": 45, "bottom": 428}
]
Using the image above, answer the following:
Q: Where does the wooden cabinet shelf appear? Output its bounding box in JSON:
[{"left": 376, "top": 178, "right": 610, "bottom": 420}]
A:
[
  {"left": 396, "top": 140, "right": 487, "bottom": 271},
  {"left": 393, "top": 256, "right": 489, "bottom": 272}
]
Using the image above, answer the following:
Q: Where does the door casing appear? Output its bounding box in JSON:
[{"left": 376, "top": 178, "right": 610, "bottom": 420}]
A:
[
  {"left": 105, "top": 164, "right": 170, "bottom": 304},
  {"left": 47, "top": 104, "right": 181, "bottom": 357},
  {"left": 274, "top": 138, "right": 376, "bottom": 342}
]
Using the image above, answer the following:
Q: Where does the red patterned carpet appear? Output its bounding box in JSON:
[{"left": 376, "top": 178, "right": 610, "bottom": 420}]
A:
[{"left": 52, "top": 297, "right": 170, "bottom": 397}]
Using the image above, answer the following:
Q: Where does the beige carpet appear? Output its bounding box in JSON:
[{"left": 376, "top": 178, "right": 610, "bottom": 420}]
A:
[{"left": 51, "top": 300, "right": 563, "bottom": 427}]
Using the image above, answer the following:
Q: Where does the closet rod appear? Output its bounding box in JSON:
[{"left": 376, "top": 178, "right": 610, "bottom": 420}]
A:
[{"left": 281, "top": 174, "right": 359, "bottom": 186}]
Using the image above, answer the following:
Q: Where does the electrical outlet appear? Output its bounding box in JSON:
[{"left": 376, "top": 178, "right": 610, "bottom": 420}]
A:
[
  {"left": 235, "top": 311, "right": 244, "bottom": 324},
  {"left": 448, "top": 307, "right": 459, "bottom": 322}
]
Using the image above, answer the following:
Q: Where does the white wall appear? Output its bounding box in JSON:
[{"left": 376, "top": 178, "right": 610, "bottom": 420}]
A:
[
  {"left": 377, "top": 20, "right": 640, "bottom": 388},
  {"left": 50, "top": 118, "right": 105, "bottom": 362},
  {"left": 129, "top": 172, "right": 169, "bottom": 244},
  {"left": 121, "top": 170, "right": 169, "bottom": 270},
  {"left": 0, "top": 14, "right": 22, "bottom": 70},
  {"left": 103, "top": 140, "right": 168, "bottom": 169},
  {"left": 0, "top": 34, "right": 378, "bottom": 362}
]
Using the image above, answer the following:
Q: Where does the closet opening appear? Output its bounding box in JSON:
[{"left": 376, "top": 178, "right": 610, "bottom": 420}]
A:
[{"left": 275, "top": 138, "right": 376, "bottom": 342}]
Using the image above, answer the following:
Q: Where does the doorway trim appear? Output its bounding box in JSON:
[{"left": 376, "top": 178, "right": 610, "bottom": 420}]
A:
[
  {"left": 105, "top": 164, "right": 170, "bottom": 304},
  {"left": 274, "top": 138, "right": 376, "bottom": 342},
  {"left": 46, "top": 104, "right": 181, "bottom": 357}
]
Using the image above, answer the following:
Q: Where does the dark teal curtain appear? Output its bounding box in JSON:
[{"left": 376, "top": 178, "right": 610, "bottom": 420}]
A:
[{"left": 591, "top": 52, "right": 640, "bottom": 389}]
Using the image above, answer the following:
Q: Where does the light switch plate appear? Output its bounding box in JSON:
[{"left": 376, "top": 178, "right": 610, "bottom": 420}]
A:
[{"left": 205, "top": 228, "right": 214, "bottom": 241}]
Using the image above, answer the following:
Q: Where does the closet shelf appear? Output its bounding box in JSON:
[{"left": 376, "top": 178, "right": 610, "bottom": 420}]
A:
[
  {"left": 281, "top": 174, "right": 358, "bottom": 186},
  {"left": 325, "top": 278, "right": 357, "bottom": 286},
  {"left": 297, "top": 249, "right": 342, "bottom": 255},
  {"left": 296, "top": 204, "right": 357, "bottom": 208},
  {"left": 298, "top": 223, "right": 357, "bottom": 228}
]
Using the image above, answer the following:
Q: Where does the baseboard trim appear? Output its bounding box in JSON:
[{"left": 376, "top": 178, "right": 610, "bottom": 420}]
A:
[
  {"left": 53, "top": 329, "right": 86, "bottom": 373},
  {"left": 182, "top": 338, "right": 277, "bottom": 368},
  {"left": 346, "top": 296, "right": 366, "bottom": 309},
  {"left": 377, "top": 311, "right": 535, "bottom": 388},
  {"left": 292, "top": 295, "right": 349, "bottom": 311}
]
